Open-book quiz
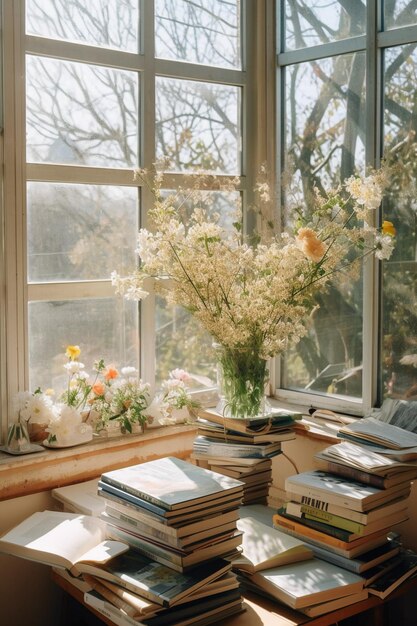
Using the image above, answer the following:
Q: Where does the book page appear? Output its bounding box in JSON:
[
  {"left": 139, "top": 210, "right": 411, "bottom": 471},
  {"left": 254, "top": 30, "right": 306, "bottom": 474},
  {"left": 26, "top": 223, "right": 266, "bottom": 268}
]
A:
[
  {"left": 235, "top": 517, "right": 312, "bottom": 569},
  {"left": 340, "top": 417, "right": 417, "bottom": 448},
  {"left": 0, "top": 511, "right": 113, "bottom": 569}
]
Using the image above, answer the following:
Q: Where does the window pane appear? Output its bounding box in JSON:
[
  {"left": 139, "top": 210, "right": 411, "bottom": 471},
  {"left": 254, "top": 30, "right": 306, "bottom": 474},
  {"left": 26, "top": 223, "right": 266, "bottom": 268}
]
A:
[
  {"left": 26, "top": 0, "right": 139, "bottom": 53},
  {"left": 163, "top": 189, "right": 241, "bottom": 229},
  {"left": 282, "top": 53, "right": 366, "bottom": 399},
  {"left": 155, "top": 297, "right": 216, "bottom": 387},
  {"left": 156, "top": 77, "right": 240, "bottom": 174},
  {"left": 26, "top": 56, "right": 139, "bottom": 167},
  {"left": 284, "top": 0, "right": 365, "bottom": 51},
  {"left": 384, "top": 0, "right": 417, "bottom": 30},
  {"left": 27, "top": 183, "right": 138, "bottom": 282},
  {"left": 155, "top": 0, "right": 241, "bottom": 69},
  {"left": 28, "top": 298, "right": 139, "bottom": 392},
  {"left": 381, "top": 45, "right": 417, "bottom": 401}
]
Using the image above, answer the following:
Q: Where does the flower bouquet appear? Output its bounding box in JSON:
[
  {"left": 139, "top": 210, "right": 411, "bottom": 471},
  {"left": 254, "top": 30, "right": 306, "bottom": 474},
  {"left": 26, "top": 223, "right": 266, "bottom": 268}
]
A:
[
  {"left": 112, "top": 165, "right": 395, "bottom": 418},
  {"left": 87, "top": 361, "right": 151, "bottom": 435},
  {"left": 145, "top": 368, "right": 201, "bottom": 426}
]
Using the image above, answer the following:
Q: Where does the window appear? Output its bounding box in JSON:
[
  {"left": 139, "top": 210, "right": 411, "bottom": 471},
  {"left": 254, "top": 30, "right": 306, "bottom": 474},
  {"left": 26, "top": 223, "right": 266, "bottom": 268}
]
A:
[
  {"left": 1, "top": 0, "right": 271, "bottom": 428},
  {"left": 275, "top": 1, "right": 417, "bottom": 414}
]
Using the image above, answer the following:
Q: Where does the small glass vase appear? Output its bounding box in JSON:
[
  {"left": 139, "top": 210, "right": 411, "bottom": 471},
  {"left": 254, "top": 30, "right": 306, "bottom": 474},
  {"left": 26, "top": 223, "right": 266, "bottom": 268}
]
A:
[
  {"left": 6, "top": 418, "right": 31, "bottom": 453},
  {"left": 214, "top": 344, "right": 270, "bottom": 419}
]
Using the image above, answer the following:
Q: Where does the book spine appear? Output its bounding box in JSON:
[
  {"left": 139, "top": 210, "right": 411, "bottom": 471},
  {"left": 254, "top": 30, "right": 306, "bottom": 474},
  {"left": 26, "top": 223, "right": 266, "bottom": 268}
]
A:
[
  {"left": 273, "top": 513, "right": 355, "bottom": 549},
  {"left": 278, "top": 508, "right": 355, "bottom": 542},
  {"left": 104, "top": 511, "right": 181, "bottom": 547},
  {"left": 286, "top": 492, "right": 369, "bottom": 524},
  {"left": 98, "top": 483, "right": 173, "bottom": 518},
  {"left": 84, "top": 592, "right": 146, "bottom": 626},
  {"left": 323, "top": 461, "right": 386, "bottom": 489},
  {"left": 107, "top": 526, "right": 184, "bottom": 572},
  {"left": 285, "top": 501, "right": 365, "bottom": 535},
  {"left": 100, "top": 477, "right": 171, "bottom": 511},
  {"left": 284, "top": 481, "right": 363, "bottom": 511}
]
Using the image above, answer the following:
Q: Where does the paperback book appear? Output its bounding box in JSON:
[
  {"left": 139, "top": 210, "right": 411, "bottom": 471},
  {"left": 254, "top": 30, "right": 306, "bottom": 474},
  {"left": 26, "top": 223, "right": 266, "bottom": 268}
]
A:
[
  {"left": 100, "top": 457, "right": 244, "bottom": 512},
  {"left": 285, "top": 470, "right": 410, "bottom": 512}
]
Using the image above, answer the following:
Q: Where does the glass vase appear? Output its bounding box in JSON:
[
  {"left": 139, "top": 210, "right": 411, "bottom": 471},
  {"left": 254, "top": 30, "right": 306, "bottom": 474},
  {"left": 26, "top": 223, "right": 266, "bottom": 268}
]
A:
[
  {"left": 6, "top": 419, "right": 31, "bottom": 453},
  {"left": 214, "top": 344, "right": 270, "bottom": 418}
]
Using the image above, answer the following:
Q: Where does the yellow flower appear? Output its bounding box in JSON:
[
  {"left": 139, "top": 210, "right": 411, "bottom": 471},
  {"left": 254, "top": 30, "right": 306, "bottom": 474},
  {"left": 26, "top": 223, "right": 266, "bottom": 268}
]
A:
[
  {"left": 65, "top": 345, "right": 81, "bottom": 361},
  {"left": 382, "top": 220, "right": 396, "bottom": 237}
]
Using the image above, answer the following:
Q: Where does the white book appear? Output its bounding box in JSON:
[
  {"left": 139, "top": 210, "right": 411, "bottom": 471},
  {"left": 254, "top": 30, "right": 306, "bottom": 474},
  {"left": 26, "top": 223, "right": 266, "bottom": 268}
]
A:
[
  {"left": 0, "top": 510, "right": 128, "bottom": 575},
  {"left": 339, "top": 417, "right": 417, "bottom": 449},
  {"left": 285, "top": 470, "right": 407, "bottom": 512},
  {"left": 52, "top": 479, "right": 104, "bottom": 516},
  {"left": 316, "top": 442, "right": 417, "bottom": 474},
  {"left": 250, "top": 558, "right": 364, "bottom": 609},
  {"left": 234, "top": 516, "right": 313, "bottom": 572}
]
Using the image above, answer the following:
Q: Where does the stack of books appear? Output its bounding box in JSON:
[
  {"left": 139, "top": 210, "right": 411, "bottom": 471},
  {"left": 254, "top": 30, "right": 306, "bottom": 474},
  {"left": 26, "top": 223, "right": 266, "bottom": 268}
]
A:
[
  {"left": 0, "top": 509, "right": 244, "bottom": 626},
  {"left": 231, "top": 507, "right": 368, "bottom": 617},
  {"left": 274, "top": 422, "right": 417, "bottom": 598},
  {"left": 192, "top": 407, "right": 301, "bottom": 505},
  {"left": 92, "top": 456, "right": 246, "bottom": 624}
]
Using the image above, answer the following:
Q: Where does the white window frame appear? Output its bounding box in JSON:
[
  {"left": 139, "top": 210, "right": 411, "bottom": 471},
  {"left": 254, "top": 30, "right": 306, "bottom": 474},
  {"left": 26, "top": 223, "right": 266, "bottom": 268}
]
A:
[
  {"left": 1, "top": 0, "right": 274, "bottom": 437},
  {"left": 273, "top": 0, "right": 417, "bottom": 417}
]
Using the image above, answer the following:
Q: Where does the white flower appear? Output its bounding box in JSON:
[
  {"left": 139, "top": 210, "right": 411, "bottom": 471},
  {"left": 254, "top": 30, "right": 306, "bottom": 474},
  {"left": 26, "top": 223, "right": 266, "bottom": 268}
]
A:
[
  {"left": 64, "top": 361, "right": 85, "bottom": 374},
  {"left": 375, "top": 234, "right": 395, "bottom": 260},
  {"left": 19, "top": 393, "right": 56, "bottom": 424},
  {"left": 121, "top": 366, "right": 138, "bottom": 377}
]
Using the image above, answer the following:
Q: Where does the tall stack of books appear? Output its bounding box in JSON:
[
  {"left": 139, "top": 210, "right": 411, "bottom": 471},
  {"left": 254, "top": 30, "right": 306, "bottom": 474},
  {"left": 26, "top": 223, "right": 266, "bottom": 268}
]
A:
[
  {"left": 274, "top": 418, "right": 417, "bottom": 597},
  {"left": 192, "top": 407, "right": 301, "bottom": 505},
  {"left": 93, "top": 456, "right": 246, "bottom": 624}
]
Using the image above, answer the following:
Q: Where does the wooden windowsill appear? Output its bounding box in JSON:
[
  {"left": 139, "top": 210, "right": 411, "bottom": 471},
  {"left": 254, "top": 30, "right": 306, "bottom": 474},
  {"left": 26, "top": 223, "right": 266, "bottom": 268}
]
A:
[{"left": 0, "top": 424, "right": 197, "bottom": 502}]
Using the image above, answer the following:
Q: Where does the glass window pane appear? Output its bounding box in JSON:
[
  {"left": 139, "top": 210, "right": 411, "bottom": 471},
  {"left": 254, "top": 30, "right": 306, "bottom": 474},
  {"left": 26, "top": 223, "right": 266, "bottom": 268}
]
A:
[
  {"left": 381, "top": 45, "right": 417, "bottom": 401},
  {"left": 26, "top": 0, "right": 139, "bottom": 53},
  {"left": 384, "top": 0, "right": 417, "bottom": 30},
  {"left": 27, "top": 183, "right": 138, "bottom": 282},
  {"left": 163, "top": 189, "right": 241, "bottom": 230},
  {"left": 155, "top": 0, "right": 241, "bottom": 69},
  {"left": 26, "top": 56, "right": 139, "bottom": 168},
  {"left": 282, "top": 53, "right": 366, "bottom": 400},
  {"left": 284, "top": 0, "right": 365, "bottom": 50},
  {"left": 156, "top": 77, "right": 240, "bottom": 174},
  {"left": 155, "top": 297, "right": 216, "bottom": 387},
  {"left": 28, "top": 298, "right": 139, "bottom": 392}
]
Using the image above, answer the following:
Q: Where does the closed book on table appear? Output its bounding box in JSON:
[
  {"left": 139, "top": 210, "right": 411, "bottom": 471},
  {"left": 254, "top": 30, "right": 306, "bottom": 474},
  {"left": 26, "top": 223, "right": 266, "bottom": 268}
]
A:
[
  {"left": 308, "top": 541, "right": 401, "bottom": 573},
  {"left": 100, "top": 457, "right": 243, "bottom": 512},
  {"left": 249, "top": 558, "right": 365, "bottom": 609}
]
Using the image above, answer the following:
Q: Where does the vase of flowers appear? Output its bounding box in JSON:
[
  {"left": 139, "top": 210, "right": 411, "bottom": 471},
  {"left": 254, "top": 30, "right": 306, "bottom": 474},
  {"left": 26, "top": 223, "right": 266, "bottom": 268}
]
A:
[
  {"left": 112, "top": 165, "right": 395, "bottom": 419},
  {"left": 45, "top": 345, "right": 93, "bottom": 447},
  {"left": 87, "top": 362, "right": 151, "bottom": 435},
  {"left": 145, "top": 368, "right": 201, "bottom": 426}
]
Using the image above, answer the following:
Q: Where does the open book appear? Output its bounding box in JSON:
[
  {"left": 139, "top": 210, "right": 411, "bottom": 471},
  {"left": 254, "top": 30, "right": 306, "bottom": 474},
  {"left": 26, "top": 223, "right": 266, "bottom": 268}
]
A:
[
  {"left": 0, "top": 510, "right": 128, "bottom": 576},
  {"left": 233, "top": 516, "right": 313, "bottom": 573}
]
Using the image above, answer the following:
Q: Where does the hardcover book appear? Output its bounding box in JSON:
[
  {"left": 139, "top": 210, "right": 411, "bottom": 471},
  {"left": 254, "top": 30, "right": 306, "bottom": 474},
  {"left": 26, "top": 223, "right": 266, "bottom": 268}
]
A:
[
  {"left": 0, "top": 510, "right": 128, "bottom": 576},
  {"left": 100, "top": 457, "right": 243, "bottom": 511},
  {"left": 249, "top": 559, "right": 365, "bottom": 609},
  {"left": 196, "top": 406, "right": 301, "bottom": 433},
  {"left": 284, "top": 501, "right": 408, "bottom": 537},
  {"left": 285, "top": 470, "right": 410, "bottom": 512},
  {"left": 287, "top": 491, "right": 411, "bottom": 525}
]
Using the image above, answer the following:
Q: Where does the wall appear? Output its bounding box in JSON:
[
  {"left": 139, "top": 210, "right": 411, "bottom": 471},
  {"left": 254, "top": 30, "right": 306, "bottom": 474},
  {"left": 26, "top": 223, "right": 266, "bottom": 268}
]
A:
[{"left": 1, "top": 432, "right": 417, "bottom": 626}]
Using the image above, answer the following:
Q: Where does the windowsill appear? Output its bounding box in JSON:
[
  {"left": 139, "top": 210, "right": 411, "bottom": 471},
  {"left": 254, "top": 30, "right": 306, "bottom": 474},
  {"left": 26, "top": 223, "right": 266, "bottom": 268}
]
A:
[
  {"left": 0, "top": 424, "right": 197, "bottom": 502},
  {"left": 0, "top": 402, "right": 356, "bottom": 502}
]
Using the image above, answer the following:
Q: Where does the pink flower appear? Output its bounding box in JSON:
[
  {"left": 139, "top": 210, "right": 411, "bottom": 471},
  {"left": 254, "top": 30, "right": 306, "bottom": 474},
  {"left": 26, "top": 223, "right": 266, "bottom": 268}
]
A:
[{"left": 169, "top": 368, "right": 191, "bottom": 382}]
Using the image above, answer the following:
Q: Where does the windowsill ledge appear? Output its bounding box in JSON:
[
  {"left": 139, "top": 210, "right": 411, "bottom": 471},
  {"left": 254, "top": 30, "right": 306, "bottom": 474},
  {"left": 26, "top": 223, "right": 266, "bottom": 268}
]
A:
[{"left": 0, "top": 424, "right": 197, "bottom": 502}]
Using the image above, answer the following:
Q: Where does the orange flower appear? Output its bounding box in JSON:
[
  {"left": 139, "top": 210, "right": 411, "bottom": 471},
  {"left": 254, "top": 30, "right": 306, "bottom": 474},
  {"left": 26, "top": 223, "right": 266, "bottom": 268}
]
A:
[
  {"left": 92, "top": 382, "right": 105, "bottom": 396},
  {"left": 65, "top": 345, "right": 81, "bottom": 361},
  {"left": 382, "top": 220, "right": 396, "bottom": 237},
  {"left": 296, "top": 227, "right": 327, "bottom": 263},
  {"left": 104, "top": 366, "right": 119, "bottom": 382}
]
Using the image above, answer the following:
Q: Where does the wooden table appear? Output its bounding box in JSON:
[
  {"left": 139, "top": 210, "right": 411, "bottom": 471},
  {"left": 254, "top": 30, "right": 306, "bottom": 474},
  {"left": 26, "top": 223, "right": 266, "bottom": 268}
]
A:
[{"left": 52, "top": 570, "right": 417, "bottom": 626}]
